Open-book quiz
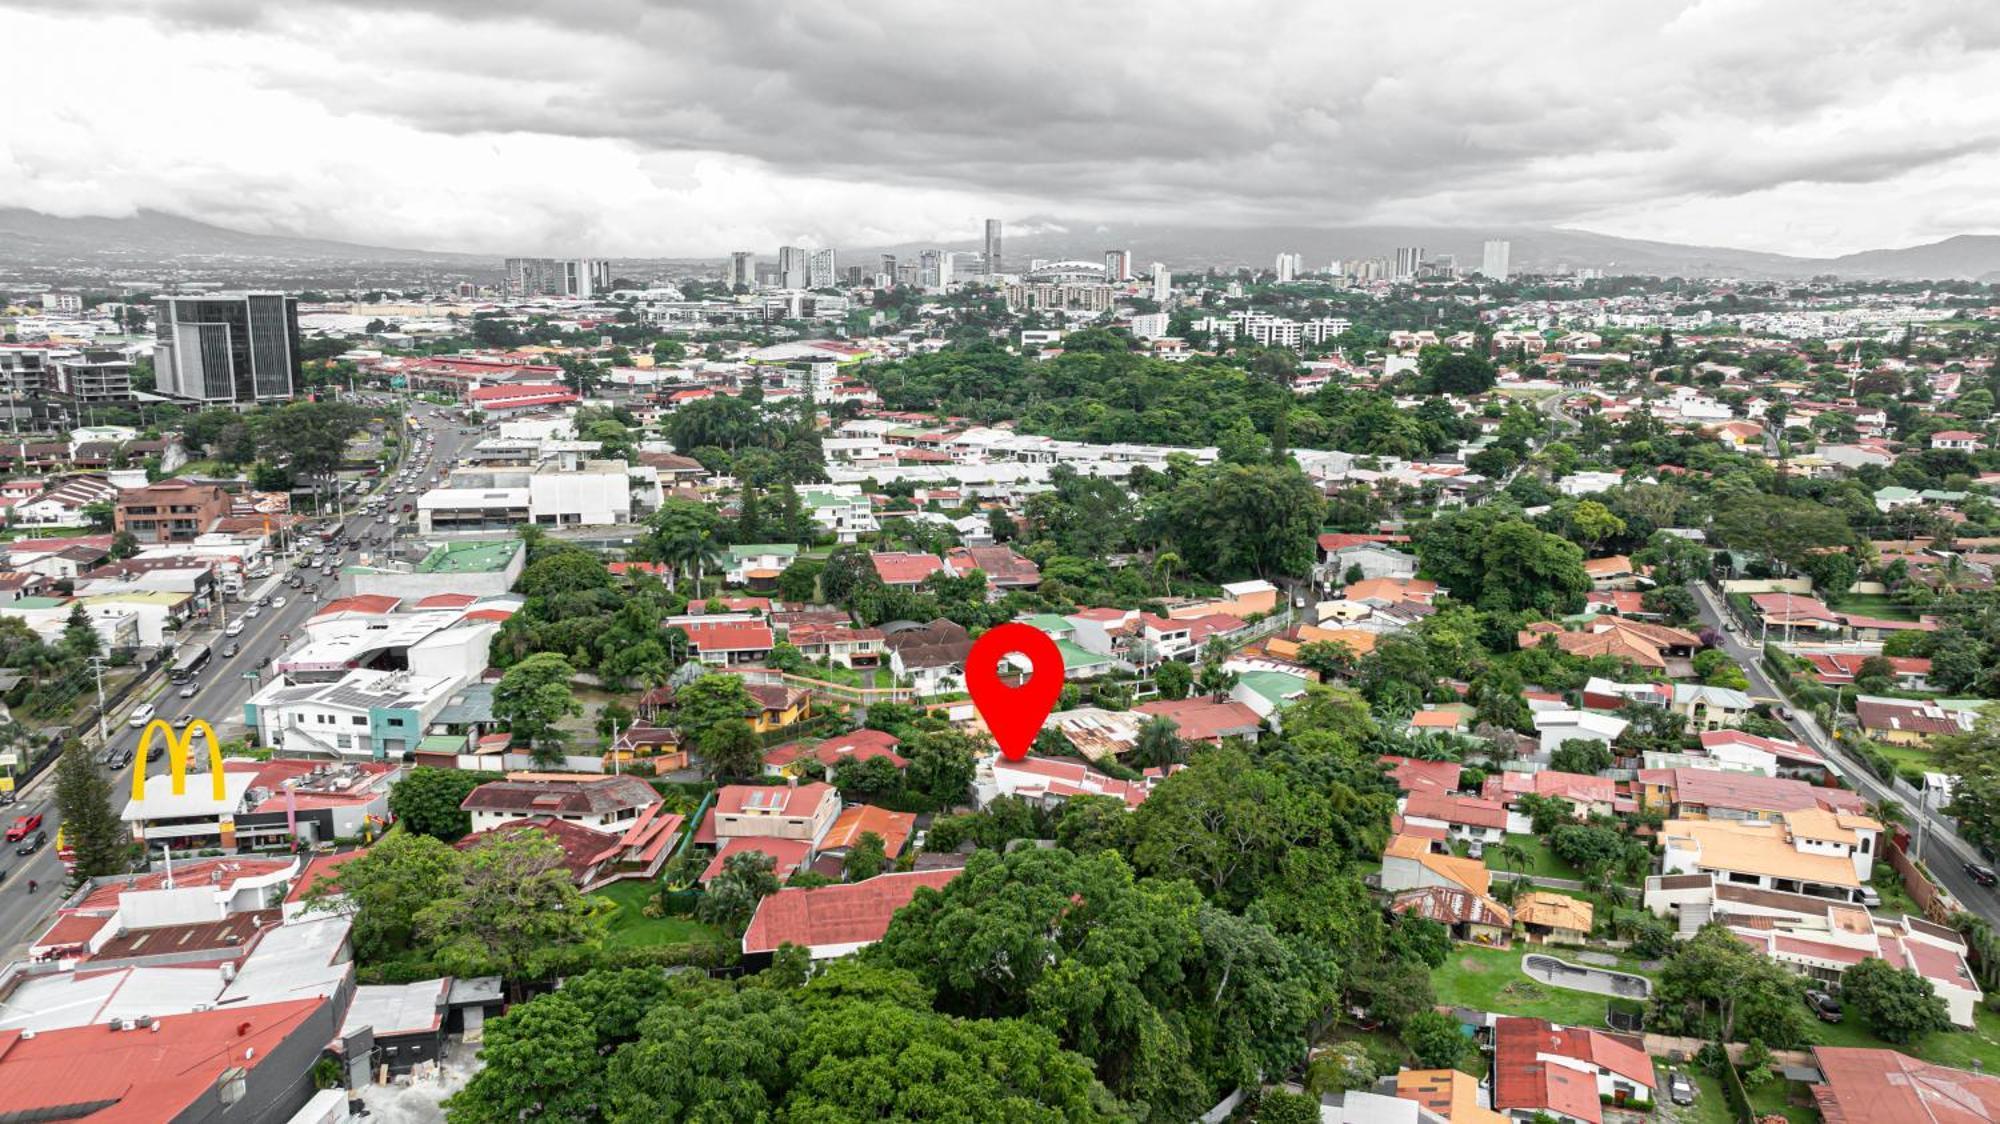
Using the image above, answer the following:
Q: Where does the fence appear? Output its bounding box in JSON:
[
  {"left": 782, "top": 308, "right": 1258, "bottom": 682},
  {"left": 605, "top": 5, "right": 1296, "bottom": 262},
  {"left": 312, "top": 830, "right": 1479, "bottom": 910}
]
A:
[{"left": 1885, "top": 834, "right": 1961, "bottom": 925}]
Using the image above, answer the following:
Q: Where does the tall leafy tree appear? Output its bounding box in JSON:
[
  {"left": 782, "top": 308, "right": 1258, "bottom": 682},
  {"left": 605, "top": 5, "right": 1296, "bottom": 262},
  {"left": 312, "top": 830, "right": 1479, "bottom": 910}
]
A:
[
  {"left": 1840, "top": 956, "right": 1953, "bottom": 1045},
  {"left": 55, "top": 738, "right": 124, "bottom": 886},
  {"left": 386, "top": 767, "right": 501, "bottom": 841},
  {"left": 492, "top": 652, "right": 582, "bottom": 764}
]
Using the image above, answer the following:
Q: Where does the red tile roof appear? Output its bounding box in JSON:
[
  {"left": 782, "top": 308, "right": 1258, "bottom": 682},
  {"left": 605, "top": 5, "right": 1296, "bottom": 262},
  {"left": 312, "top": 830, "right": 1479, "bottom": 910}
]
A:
[
  {"left": 762, "top": 729, "right": 907, "bottom": 772},
  {"left": 413, "top": 592, "right": 480, "bottom": 610},
  {"left": 944, "top": 545, "right": 1041, "bottom": 586},
  {"left": 312, "top": 594, "right": 401, "bottom": 617},
  {"left": 820, "top": 804, "right": 917, "bottom": 855},
  {"left": 683, "top": 621, "right": 775, "bottom": 653},
  {"left": 1380, "top": 755, "right": 1463, "bottom": 796},
  {"left": 713, "top": 782, "right": 835, "bottom": 818},
  {"left": 870, "top": 551, "right": 947, "bottom": 585},
  {"left": 741, "top": 869, "right": 961, "bottom": 954},
  {"left": 1812, "top": 1046, "right": 2000, "bottom": 1124},
  {"left": 700, "top": 836, "right": 814, "bottom": 883},
  {"left": 1132, "top": 698, "right": 1263, "bottom": 742},
  {"left": 1402, "top": 790, "right": 1508, "bottom": 830}
]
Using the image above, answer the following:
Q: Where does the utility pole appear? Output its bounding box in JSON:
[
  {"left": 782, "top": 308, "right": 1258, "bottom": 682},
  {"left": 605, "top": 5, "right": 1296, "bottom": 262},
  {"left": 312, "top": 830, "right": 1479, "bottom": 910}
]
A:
[{"left": 87, "top": 654, "right": 109, "bottom": 745}]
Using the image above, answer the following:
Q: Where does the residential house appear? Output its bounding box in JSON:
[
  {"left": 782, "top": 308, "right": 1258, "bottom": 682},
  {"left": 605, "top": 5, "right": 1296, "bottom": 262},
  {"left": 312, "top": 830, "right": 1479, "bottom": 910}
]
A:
[
  {"left": 1804, "top": 652, "right": 1932, "bottom": 691},
  {"left": 1391, "top": 885, "right": 1512, "bottom": 947},
  {"left": 1131, "top": 697, "right": 1262, "bottom": 744},
  {"left": 1514, "top": 892, "right": 1594, "bottom": 945},
  {"left": 1492, "top": 1017, "right": 1656, "bottom": 1124},
  {"left": 1532, "top": 709, "right": 1629, "bottom": 755},
  {"left": 455, "top": 809, "right": 685, "bottom": 891},
  {"left": 884, "top": 618, "right": 974, "bottom": 695},
  {"left": 1931, "top": 429, "right": 1986, "bottom": 452},
  {"left": 1670, "top": 683, "right": 1753, "bottom": 730},
  {"left": 763, "top": 729, "right": 907, "bottom": 781},
  {"left": 1657, "top": 810, "right": 1881, "bottom": 906},
  {"left": 986, "top": 754, "right": 1168, "bottom": 809},
  {"left": 724, "top": 543, "right": 799, "bottom": 586},
  {"left": 1395, "top": 1069, "right": 1507, "bottom": 1124},
  {"left": 1517, "top": 617, "right": 1700, "bottom": 673},
  {"left": 1807, "top": 1046, "right": 2000, "bottom": 1123},
  {"left": 460, "top": 774, "right": 663, "bottom": 834},
  {"left": 1380, "top": 834, "right": 1495, "bottom": 900},
  {"left": 1400, "top": 791, "right": 1508, "bottom": 848},
  {"left": 1636, "top": 767, "right": 1866, "bottom": 822},
  {"left": 741, "top": 869, "right": 962, "bottom": 960},
  {"left": 817, "top": 804, "right": 918, "bottom": 863},
  {"left": 1731, "top": 905, "right": 1982, "bottom": 1027},
  {"left": 783, "top": 622, "right": 886, "bottom": 668},
  {"left": 1855, "top": 695, "right": 1975, "bottom": 745},
  {"left": 684, "top": 621, "right": 776, "bottom": 665},
  {"left": 871, "top": 551, "right": 948, "bottom": 589},
  {"left": 944, "top": 544, "right": 1041, "bottom": 590}
]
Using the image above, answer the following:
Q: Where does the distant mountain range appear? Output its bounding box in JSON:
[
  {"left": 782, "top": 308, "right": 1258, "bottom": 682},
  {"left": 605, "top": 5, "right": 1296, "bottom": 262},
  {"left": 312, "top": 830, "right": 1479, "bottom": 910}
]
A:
[
  {"left": 0, "top": 208, "right": 485, "bottom": 266},
  {"left": 6, "top": 207, "right": 2000, "bottom": 282}
]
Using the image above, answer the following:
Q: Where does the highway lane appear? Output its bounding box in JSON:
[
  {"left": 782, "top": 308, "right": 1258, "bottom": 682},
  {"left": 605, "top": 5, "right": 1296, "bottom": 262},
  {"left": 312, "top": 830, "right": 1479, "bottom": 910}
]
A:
[
  {"left": 0, "top": 394, "right": 477, "bottom": 955},
  {"left": 1688, "top": 580, "right": 2000, "bottom": 928}
]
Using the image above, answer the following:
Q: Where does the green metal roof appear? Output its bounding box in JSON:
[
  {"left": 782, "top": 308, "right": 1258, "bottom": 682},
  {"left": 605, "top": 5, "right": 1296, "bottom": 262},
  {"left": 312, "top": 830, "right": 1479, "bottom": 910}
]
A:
[{"left": 415, "top": 539, "right": 522, "bottom": 574}]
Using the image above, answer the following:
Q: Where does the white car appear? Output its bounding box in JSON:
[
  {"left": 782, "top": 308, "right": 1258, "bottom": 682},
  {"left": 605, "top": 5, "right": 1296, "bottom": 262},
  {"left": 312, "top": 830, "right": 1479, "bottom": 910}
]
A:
[
  {"left": 273, "top": 596, "right": 287, "bottom": 608},
  {"left": 244, "top": 605, "right": 262, "bottom": 619},
  {"left": 225, "top": 621, "right": 245, "bottom": 637},
  {"left": 128, "top": 702, "right": 155, "bottom": 728}
]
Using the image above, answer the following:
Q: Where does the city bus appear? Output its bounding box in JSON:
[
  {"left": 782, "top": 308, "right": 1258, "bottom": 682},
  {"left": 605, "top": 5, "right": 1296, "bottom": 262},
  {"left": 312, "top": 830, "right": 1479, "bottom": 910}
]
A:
[{"left": 168, "top": 641, "right": 213, "bottom": 683}]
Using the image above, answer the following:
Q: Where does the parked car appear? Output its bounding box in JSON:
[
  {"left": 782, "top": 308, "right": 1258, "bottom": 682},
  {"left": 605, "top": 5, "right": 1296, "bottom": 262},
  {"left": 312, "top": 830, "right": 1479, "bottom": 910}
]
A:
[
  {"left": 1806, "top": 990, "right": 1843, "bottom": 1023},
  {"left": 1667, "top": 1072, "right": 1696, "bottom": 1107},
  {"left": 15, "top": 830, "right": 47, "bottom": 855},
  {"left": 6, "top": 813, "right": 42, "bottom": 841},
  {"left": 1967, "top": 862, "right": 1998, "bottom": 887},
  {"left": 128, "top": 702, "right": 155, "bottom": 728}
]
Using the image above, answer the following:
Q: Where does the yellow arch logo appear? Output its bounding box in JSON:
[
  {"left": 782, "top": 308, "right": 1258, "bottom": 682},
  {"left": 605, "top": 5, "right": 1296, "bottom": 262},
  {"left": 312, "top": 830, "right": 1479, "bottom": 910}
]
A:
[{"left": 131, "top": 718, "right": 226, "bottom": 803}]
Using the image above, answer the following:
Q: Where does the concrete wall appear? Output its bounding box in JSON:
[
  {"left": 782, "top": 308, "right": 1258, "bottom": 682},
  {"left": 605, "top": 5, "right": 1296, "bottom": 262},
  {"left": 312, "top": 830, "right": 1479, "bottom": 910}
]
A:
[{"left": 1720, "top": 578, "right": 1814, "bottom": 595}]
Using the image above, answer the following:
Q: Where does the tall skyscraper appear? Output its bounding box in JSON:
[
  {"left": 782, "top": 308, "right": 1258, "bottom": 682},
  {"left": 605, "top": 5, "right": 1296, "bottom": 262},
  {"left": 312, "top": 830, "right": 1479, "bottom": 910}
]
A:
[
  {"left": 918, "top": 249, "right": 943, "bottom": 290},
  {"left": 505, "top": 257, "right": 611, "bottom": 298},
  {"left": 1392, "top": 247, "right": 1426, "bottom": 282},
  {"left": 152, "top": 292, "right": 300, "bottom": 405},
  {"left": 984, "top": 219, "right": 1004, "bottom": 275},
  {"left": 1103, "top": 249, "right": 1132, "bottom": 282},
  {"left": 729, "top": 251, "right": 756, "bottom": 290},
  {"left": 1276, "top": 252, "right": 1300, "bottom": 283},
  {"left": 1151, "top": 262, "right": 1171, "bottom": 303},
  {"left": 1481, "top": 240, "right": 1512, "bottom": 282},
  {"left": 808, "top": 249, "right": 837, "bottom": 289},
  {"left": 778, "top": 246, "right": 809, "bottom": 289}
]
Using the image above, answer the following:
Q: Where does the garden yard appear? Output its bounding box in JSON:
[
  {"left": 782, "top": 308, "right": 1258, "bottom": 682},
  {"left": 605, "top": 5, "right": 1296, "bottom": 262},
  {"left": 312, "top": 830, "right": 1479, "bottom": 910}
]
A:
[
  {"left": 1808, "top": 1001, "right": 2000, "bottom": 1076},
  {"left": 1430, "top": 945, "right": 1657, "bottom": 1028},
  {"left": 1483, "top": 834, "right": 1584, "bottom": 881},
  {"left": 588, "top": 880, "right": 727, "bottom": 950}
]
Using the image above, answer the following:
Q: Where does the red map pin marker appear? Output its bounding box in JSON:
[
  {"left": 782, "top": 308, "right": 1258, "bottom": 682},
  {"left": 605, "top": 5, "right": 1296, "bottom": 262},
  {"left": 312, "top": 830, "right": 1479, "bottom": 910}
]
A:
[{"left": 967, "top": 622, "right": 1064, "bottom": 762}]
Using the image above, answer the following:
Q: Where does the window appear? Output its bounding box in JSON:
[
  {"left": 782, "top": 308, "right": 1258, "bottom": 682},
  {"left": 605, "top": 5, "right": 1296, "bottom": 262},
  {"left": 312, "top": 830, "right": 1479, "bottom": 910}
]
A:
[
  {"left": 217, "top": 1067, "right": 248, "bottom": 1107},
  {"left": 352, "top": 716, "right": 367, "bottom": 726}
]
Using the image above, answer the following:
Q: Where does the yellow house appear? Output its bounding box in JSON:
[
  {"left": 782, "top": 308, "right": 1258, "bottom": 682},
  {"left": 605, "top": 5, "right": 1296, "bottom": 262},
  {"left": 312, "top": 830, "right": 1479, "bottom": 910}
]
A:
[
  {"left": 1514, "top": 891, "right": 1595, "bottom": 945},
  {"left": 746, "top": 683, "right": 812, "bottom": 734}
]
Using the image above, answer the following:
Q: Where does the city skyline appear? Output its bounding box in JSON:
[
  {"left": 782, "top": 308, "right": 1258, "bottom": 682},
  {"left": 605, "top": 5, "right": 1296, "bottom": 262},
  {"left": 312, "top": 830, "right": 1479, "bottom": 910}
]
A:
[{"left": 5, "top": 3, "right": 2000, "bottom": 259}]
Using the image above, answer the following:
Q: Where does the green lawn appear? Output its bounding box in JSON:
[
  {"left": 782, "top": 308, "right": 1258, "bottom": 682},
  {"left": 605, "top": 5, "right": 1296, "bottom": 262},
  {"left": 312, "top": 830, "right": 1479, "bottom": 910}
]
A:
[
  {"left": 1484, "top": 834, "right": 1584, "bottom": 881},
  {"left": 1745, "top": 1078, "right": 1816, "bottom": 1124},
  {"left": 1807, "top": 1003, "right": 2000, "bottom": 1075},
  {"left": 589, "top": 880, "right": 727, "bottom": 949},
  {"left": 1663, "top": 1069, "right": 1738, "bottom": 1124},
  {"left": 1430, "top": 945, "right": 1652, "bottom": 1028},
  {"left": 1867, "top": 737, "right": 1939, "bottom": 775},
  {"left": 1828, "top": 593, "right": 1919, "bottom": 622}
]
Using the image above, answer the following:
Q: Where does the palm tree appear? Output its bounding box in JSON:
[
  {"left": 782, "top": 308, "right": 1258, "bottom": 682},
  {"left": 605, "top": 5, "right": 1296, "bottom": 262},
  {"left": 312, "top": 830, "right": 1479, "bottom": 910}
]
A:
[{"left": 1497, "top": 842, "right": 1530, "bottom": 877}]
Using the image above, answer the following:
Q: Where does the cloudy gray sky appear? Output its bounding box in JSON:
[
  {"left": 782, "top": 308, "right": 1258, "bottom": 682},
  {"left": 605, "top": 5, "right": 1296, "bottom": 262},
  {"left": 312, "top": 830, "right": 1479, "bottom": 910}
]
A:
[{"left": 5, "top": 0, "right": 2000, "bottom": 257}]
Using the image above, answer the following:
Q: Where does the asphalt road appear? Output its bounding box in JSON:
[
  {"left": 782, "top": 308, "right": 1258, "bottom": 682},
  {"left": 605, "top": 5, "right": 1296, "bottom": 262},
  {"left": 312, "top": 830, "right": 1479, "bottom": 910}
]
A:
[
  {"left": 0, "top": 394, "right": 478, "bottom": 955},
  {"left": 1688, "top": 581, "right": 2000, "bottom": 927}
]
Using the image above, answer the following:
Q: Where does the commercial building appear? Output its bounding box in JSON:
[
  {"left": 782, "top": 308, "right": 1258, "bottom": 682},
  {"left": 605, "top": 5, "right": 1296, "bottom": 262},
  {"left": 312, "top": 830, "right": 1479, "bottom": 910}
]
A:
[
  {"left": 779, "top": 245, "right": 810, "bottom": 290},
  {"left": 504, "top": 257, "right": 611, "bottom": 299},
  {"left": 416, "top": 459, "right": 633, "bottom": 533},
  {"left": 728, "top": 250, "right": 756, "bottom": 290},
  {"left": 246, "top": 668, "right": 464, "bottom": 761},
  {"left": 808, "top": 248, "right": 837, "bottom": 289},
  {"left": 1103, "top": 248, "right": 1132, "bottom": 281},
  {"left": 1393, "top": 247, "right": 1425, "bottom": 282},
  {"left": 151, "top": 292, "right": 300, "bottom": 404},
  {"left": 1482, "top": 239, "right": 1512, "bottom": 281},
  {"left": 984, "top": 218, "right": 1004, "bottom": 275}
]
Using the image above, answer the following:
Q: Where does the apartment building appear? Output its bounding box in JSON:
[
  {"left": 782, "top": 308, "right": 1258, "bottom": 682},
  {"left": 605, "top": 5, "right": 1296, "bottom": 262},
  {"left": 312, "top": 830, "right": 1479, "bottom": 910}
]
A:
[{"left": 114, "top": 478, "right": 229, "bottom": 544}]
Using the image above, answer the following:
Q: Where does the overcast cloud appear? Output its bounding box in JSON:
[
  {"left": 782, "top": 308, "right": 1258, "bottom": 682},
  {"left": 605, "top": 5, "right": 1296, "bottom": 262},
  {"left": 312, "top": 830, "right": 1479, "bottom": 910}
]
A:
[{"left": 4, "top": 0, "right": 2000, "bottom": 257}]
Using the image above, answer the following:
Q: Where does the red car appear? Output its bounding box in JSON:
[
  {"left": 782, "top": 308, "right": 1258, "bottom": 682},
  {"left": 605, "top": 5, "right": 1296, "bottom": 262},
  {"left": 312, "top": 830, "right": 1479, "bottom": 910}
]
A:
[{"left": 6, "top": 813, "right": 42, "bottom": 842}]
